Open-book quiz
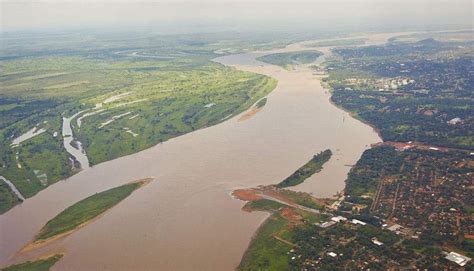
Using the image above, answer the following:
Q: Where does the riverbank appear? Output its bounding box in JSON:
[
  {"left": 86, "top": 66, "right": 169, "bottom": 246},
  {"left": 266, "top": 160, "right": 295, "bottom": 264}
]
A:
[{"left": 1, "top": 32, "right": 403, "bottom": 270}]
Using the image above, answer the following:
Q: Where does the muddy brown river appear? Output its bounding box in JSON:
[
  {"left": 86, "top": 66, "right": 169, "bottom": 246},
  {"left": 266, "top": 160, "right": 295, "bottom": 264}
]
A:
[{"left": 0, "top": 32, "right": 410, "bottom": 270}]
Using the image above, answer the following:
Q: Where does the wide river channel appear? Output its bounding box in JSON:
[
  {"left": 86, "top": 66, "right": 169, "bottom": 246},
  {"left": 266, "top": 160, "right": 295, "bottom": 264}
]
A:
[{"left": 0, "top": 32, "right": 409, "bottom": 270}]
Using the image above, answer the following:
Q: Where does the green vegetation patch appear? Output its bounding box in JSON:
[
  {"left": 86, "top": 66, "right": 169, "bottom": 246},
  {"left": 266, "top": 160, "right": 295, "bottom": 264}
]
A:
[
  {"left": 1, "top": 254, "right": 63, "bottom": 271},
  {"left": 344, "top": 146, "right": 402, "bottom": 198},
  {"left": 245, "top": 199, "right": 286, "bottom": 212},
  {"left": 35, "top": 181, "right": 144, "bottom": 241},
  {"left": 279, "top": 190, "right": 325, "bottom": 210},
  {"left": 277, "top": 149, "right": 332, "bottom": 188},
  {"left": 255, "top": 97, "right": 267, "bottom": 109},
  {"left": 257, "top": 50, "right": 322, "bottom": 70},
  {"left": 0, "top": 181, "right": 21, "bottom": 214},
  {"left": 238, "top": 213, "right": 293, "bottom": 271}
]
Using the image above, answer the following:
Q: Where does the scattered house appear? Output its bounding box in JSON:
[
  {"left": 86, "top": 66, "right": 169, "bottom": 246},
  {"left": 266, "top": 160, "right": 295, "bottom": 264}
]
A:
[
  {"left": 447, "top": 117, "right": 462, "bottom": 125},
  {"left": 204, "top": 103, "right": 216, "bottom": 108},
  {"left": 390, "top": 142, "right": 414, "bottom": 151},
  {"left": 352, "top": 204, "right": 367, "bottom": 213},
  {"left": 327, "top": 252, "right": 337, "bottom": 257},
  {"left": 319, "top": 221, "right": 337, "bottom": 228},
  {"left": 387, "top": 224, "right": 402, "bottom": 232},
  {"left": 371, "top": 238, "right": 383, "bottom": 246},
  {"left": 444, "top": 252, "right": 471, "bottom": 266},
  {"left": 331, "top": 216, "right": 347, "bottom": 223},
  {"left": 429, "top": 147, "right": 439, "bottom": 151},
  {"left": 53, "top": 131, "right": 58, "bottom": 137},
  {"left": 351, "top": 219, "right": 367, "bottom": 226}
]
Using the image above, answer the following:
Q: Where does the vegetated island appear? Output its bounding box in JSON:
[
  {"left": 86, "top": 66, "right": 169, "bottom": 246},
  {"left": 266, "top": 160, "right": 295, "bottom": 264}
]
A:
[
  {"left": 304, "top": 38, "right": 367, "bottom": 48},
  {"left": 1, "top": 254, "right": 63, "bottom": 271},
  {"left": 238, "top": 97, "right": 268, "bottom": 121},
  {"left": 23, "top": 178, "right": 152, "bottom": 251},
  {"left": 277, "top": 149, "right": 332, "bottom": 188},
  {"left": 257, "top": 50, "right": 322, "bottom": 70}
]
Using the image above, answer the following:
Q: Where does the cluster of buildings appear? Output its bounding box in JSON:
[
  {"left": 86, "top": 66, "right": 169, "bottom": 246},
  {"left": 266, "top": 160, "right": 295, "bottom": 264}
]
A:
[
  {"left": 368, "top": 152, "right": 473, "bottom": 240},
  {"left": 341, "top": 76, "right": 414, "bottom": 92}
]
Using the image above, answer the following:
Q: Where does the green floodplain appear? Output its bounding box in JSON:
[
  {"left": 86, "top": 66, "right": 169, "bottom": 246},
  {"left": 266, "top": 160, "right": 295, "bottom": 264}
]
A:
[
  {"left": 257, "top": 50, "right": 322, "bottom": 70},
  {"left": 1, "top": 254, "right": 63, "bottom": 271},
  {"left": 0, "top": 33, "right": 280, "bottom": 213}
]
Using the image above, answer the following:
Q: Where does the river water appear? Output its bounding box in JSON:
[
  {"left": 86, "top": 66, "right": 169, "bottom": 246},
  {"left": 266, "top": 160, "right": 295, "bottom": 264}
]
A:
[{"left": 0, "top": 32, "right": 408, "bottom": 270}]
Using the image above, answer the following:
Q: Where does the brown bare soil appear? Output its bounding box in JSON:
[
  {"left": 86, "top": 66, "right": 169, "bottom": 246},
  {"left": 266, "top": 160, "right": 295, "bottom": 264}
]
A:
[
  {"left": 238, "top": 107, "right": 262, "bottom": 121},
  {"left": 233, "top": 189, "right": 263, "bottom": 201},
  {"left": 280, "top": 207, "right": 302, "bottom": 223},
  {"left": 263, "top": 190, "right": 295, "bottom": 205}
]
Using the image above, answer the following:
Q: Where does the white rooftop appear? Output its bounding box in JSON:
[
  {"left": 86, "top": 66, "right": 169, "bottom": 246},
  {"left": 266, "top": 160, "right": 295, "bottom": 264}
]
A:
[
  {"left": 372, "top": 238, "right": 383, "bottom": 246},
  {"left": 351, "top": 219, "right": 367, "bottom": 226},
  {"left": 331, "top": 216, "right": 347, "bottom": 222},
  {"left": 445, "top": 252, "right": 471, "bottom": 266},
  {"left": 319, "top": 221, "right": 336, "bottom": 228}
]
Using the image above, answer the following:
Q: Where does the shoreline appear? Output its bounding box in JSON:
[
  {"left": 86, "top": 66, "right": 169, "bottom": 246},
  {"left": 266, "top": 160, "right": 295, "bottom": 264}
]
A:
[
  {"left": 1, "top": 30, "right": 429, "bottom": 270},
  {"left": 17, "top": 178, "right": 153, "bottom": 257},
  {"left": 228, "top": 32, "right": 408, "bottom": 267}
]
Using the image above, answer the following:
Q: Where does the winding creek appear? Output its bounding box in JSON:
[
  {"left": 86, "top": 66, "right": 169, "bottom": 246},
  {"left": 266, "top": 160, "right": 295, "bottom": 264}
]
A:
[
  {"left": 62, "top": 111, "right": 90, "bottom": 170},
  {"left": 0, "top": 32, "right": 409, "bottom": 270}
]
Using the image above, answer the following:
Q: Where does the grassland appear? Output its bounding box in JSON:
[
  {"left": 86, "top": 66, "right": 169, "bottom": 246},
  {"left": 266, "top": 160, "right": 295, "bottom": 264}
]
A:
[
  {"left": 276, "top": 149, "right": 332, "bottom": 188},
  {"left": 279, "top": 189, "right": 329, "bottom": 211},
  {"left": 245, "top": 199, "right": 286, "bottom": 212},
  {"left": 239, "top": 198, "right": 326, "bottom": 271},
  {"left": 33, "top": 180, "right": 148, "bottom": 242},
  {"left": 1, "top": 254, "right": 63, "bottom": 271},
  {"left": 257, "top": 50, "right": 322, "bottom": 70},
  {"left": 0, "top": 32, "right": 277, "bottom": 213},
  {"left": 239, "top": 213, "right": 292, "bottom": 271}
]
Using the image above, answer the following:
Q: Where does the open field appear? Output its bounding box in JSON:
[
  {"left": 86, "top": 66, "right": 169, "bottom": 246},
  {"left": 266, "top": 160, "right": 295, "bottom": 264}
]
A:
[{"left": 238, "top": 197, "right": 326, "bottom": 271}]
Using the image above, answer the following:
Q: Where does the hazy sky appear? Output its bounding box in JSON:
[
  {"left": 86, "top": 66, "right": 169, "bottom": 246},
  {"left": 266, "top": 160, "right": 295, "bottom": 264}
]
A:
[{"left": 1, "top": 0, "right": 472, "bottom": 32}]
